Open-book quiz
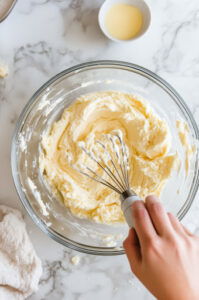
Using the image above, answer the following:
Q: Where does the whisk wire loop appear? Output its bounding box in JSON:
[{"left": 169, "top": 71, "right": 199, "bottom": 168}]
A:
[
  {"left": 77, "top": 133, "right": 131, "bottom": 195},
  {"left": 96, "top": 141, "right": 127, "bottom": 192}
]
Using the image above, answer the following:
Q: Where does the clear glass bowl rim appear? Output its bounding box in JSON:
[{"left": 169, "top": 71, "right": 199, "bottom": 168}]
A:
[{"left": 11, "top": 60, "right": 199, "bottom": 255}]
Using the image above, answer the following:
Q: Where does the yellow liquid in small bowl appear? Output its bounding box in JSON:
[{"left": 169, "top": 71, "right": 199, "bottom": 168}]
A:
[{"left": 105, "top": 3, "right": 143, "bottom": 40}]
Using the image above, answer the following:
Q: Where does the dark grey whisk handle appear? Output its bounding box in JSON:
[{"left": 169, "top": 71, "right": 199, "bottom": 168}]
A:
[{"left": 120, "top": 194, "right": 140, "bottom": 228}]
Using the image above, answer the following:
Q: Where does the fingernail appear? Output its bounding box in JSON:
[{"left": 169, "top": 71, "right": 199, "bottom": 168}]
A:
[{"left": 145, "top": 195, "right": 159, "bottom": 203}]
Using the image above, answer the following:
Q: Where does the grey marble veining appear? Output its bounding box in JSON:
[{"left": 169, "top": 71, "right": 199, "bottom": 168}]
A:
[{"left": 0, "top": 0, "right": 199, "bottom": 299}]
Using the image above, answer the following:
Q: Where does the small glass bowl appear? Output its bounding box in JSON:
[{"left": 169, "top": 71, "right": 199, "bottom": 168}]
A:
[{"left": 11, "top": 61, "right": 199, "bottom": 255}]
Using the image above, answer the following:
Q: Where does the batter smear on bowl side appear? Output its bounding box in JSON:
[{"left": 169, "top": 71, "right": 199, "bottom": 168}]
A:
[{"left": 39, "top": 91, "right": 177, "bottom": 224}]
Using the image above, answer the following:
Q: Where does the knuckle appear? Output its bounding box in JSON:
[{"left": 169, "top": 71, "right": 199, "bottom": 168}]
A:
[
  {"left": 145, "top": 237, "right": 160, "bottom": 253},
  {"left": 167, "top": 236, "right": 183, "bottom": 255},
  {"left": 143, "top": 238, "right": 162, "bottom": 263},
  {"left": 168, "top": 234, "right": 193, "bottom": 251},
  {"left": 167, "top": 235, "right": 178, "bottom": 246}
]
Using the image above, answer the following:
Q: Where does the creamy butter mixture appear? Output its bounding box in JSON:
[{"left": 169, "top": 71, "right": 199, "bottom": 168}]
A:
[
  {"left": 176, "top": 120, "right": 195, "bottom": 174},
  {"left": 40, "top": 91, "right": 177, "bottom": 224}
]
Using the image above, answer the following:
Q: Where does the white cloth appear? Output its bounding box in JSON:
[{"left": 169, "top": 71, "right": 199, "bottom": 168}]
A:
[{"left": 0, "top": 205, "right": 42, "bottom": 300}]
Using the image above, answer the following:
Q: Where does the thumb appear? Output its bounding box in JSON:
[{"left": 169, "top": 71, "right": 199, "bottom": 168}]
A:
[{"left": 123, "top": 228, "right": 141, "bottom": 271}]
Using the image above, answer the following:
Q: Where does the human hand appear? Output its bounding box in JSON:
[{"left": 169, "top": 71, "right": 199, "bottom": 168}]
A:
[{"left": 123, "top": 195, "right": 199, "bottom": 300}]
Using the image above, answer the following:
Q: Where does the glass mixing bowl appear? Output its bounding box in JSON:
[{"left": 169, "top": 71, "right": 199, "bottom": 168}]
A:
[{"left": 11, "top": 61, "right": 199, "bottom": 255}]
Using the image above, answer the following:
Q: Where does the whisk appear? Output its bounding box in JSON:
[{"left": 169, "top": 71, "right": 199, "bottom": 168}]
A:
[{"left": 77, "top": 133, "right": 140, "bottom": 227}]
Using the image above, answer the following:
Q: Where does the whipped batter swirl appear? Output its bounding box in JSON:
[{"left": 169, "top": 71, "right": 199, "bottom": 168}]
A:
[{"left": 40, "top": 91, "right": 177, "bottom": 224}]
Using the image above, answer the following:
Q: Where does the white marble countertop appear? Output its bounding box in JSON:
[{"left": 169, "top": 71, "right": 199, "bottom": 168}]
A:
[{"left": 0, "top": 0, "right": 199, "bottom": 299}]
